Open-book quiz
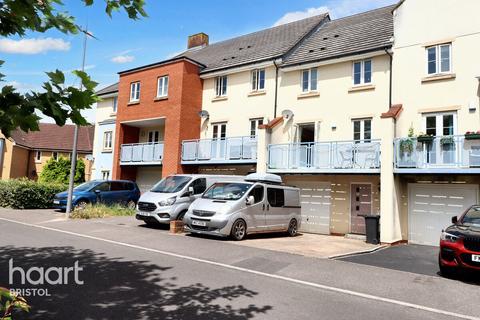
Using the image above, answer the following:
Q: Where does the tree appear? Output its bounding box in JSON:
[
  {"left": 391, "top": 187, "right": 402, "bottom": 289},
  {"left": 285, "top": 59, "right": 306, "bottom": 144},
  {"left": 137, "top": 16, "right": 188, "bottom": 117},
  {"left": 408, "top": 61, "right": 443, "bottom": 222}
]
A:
[
  {"left": 39, "top": 157, "right": 86, "bottom": 184},
  {"left": 0, "top": 0, "right": 147, "bottom": 137}
]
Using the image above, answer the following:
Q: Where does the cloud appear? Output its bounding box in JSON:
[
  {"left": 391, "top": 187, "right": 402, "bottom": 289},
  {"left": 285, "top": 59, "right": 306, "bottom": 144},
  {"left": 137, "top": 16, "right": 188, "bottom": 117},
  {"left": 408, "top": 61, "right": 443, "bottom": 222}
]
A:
[
  {"left": 273, "top": 0, "right": 397, "bottom": 25},
  {"left": 111, "top": 55, "right": 135, "bottom": 64},
  {"left": 5, "top": 81, "right": 40, "bottom": 93},
  {"left": 0, "top": 38, "right": 70, "bottom": 54}
]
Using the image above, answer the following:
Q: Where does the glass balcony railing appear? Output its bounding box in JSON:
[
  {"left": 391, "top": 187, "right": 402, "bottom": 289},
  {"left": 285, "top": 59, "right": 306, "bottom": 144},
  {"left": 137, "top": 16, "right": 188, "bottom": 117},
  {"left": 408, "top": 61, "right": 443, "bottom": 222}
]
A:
[
  {"left": 181, "top": 136, "right": 257, "bottom": 163},
  {"left": 120, "top": 142, "right": 164, "bottom": 164}
]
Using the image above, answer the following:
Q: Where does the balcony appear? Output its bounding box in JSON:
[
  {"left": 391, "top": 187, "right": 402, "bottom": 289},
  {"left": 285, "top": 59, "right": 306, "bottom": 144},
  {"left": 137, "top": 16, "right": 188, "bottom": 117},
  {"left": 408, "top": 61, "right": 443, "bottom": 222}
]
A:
[
  {"left": 120, "top": 142, "right": 164, "bottom": 165},
  {"left": 267, "top": 139, "right": 381, "bottom": 173},
  {"left": 181, "top": 136, "right": 257, "bottom": 164},
  {"left": 394, "top": 135, "right": 480, "bottom": 173}
]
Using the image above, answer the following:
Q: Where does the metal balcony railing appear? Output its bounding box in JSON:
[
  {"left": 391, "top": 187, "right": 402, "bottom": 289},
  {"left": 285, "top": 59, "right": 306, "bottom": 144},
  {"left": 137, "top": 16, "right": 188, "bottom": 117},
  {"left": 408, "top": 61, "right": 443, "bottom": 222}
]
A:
[
  {"left": 394, "top": 135, "right": 480, "bottom": 169},
  {"left": 268, "top": 139, "right": 381, "bottom": 172},
  {"left": 120, "top": 142, "right": 164, "bottom": 164},
  {"left": 181, "top": 136, "right": 257, "bottom": 164}
]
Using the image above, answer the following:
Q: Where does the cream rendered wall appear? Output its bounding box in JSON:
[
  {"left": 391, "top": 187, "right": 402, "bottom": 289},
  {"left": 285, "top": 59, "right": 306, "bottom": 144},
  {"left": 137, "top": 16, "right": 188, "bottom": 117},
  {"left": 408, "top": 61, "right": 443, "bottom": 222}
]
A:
[
  {"left": 200, "top": 66, "right": 276, "bottom": 139},
  {"left": 275, "top": 55, "right": 391, "bottom": 144},
  {"left": 393, "top": 0, "right": 480, "bottom": 136}
]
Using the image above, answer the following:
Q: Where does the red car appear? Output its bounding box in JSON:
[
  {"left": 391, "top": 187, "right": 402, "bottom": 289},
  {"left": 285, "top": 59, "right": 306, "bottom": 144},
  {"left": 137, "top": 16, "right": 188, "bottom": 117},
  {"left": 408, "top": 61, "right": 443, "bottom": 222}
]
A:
[{"left": 439, "top": 205, "right": 480, "bottom": 275}]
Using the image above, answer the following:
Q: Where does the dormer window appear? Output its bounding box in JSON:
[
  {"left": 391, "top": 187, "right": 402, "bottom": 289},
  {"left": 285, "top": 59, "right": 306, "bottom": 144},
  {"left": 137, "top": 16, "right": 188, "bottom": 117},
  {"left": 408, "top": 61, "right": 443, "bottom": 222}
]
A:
[{"left": 215, "top": 76, "right": 227, "bottom": 97}]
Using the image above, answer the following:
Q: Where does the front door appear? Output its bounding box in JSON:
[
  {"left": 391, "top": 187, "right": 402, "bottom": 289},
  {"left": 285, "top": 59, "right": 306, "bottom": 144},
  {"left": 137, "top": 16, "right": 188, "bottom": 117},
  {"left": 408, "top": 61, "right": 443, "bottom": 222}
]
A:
[
  {"left": 350, "top": 184, "right": 372, "bottom": 235},
  {"left": 212, "top": 123, "right": 226, "bottom": 160},
  {"left": 423, "top": 113, "right": 456, "bottom": 166}
]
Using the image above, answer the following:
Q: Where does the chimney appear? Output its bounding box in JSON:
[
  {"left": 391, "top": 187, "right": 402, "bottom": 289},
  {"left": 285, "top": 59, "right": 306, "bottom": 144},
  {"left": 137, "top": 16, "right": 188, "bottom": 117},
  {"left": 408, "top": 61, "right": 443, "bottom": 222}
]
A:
[{"left": 187, "top": 33, "right": 209, "bottom": 50}]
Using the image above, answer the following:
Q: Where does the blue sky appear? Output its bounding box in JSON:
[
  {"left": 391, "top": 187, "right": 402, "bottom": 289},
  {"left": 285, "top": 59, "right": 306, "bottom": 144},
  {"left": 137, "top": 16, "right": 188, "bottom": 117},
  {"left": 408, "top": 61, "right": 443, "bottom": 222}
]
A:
[{"left": 1, "top": 0, "right": 396, "bottom": 122}]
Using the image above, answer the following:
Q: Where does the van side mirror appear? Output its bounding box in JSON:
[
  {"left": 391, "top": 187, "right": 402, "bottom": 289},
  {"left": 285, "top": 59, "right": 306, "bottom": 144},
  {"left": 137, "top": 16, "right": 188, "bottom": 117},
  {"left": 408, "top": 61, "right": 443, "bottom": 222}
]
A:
[
  {"left": 188, "top": 186, "right": 194, "bottom": 196},
  {"left": 451, "top": 216, "right": 458, "bottom": 224},
  {"left": 246, "top": 196, "right": 255, "bottom": 206}
]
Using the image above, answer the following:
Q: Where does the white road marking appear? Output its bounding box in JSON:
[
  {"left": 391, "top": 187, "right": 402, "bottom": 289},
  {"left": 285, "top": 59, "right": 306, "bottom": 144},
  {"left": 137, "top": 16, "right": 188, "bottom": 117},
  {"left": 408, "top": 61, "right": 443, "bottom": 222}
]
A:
[{"left": 0, "top": 217, "right": 478, "bottom": 320}]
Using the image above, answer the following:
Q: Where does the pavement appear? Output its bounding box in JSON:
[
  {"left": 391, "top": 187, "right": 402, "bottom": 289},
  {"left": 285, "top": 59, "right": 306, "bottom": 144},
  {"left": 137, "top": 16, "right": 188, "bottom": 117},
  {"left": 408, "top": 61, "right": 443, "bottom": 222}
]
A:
[{"left": 0, "top": 208, "right": 479, "bottom": 320}]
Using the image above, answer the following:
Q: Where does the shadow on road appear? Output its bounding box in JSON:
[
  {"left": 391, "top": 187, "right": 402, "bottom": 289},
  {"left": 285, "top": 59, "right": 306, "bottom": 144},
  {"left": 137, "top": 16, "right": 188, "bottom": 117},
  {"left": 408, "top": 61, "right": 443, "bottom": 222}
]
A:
[{"left": 0, "top": 246, "right": 272, "bottom": 319}]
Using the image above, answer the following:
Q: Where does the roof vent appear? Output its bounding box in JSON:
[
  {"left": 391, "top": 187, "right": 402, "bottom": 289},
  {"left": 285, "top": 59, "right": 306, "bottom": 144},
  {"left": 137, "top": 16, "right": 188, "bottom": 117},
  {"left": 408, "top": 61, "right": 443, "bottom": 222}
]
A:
[
  {"left": 323, "top": 37, "right": 328, "bottom": 40},
  {"left": 320, "top": 47, "right": 326, "bottom": 51},
  {"left": 231, "top": 56, "right": 235, "bottom": 59},
  {"left": 247, "top": 45, "right": 252, "bottom": 48},
  {"left": 309, "top": 49, "right": 315, "bottom": 53},
  {"left": 239, "top": 47, "right": 243, "bottom": 50},
  {"left": 334, "top": 34, "right": 339, "bottom": 38}
]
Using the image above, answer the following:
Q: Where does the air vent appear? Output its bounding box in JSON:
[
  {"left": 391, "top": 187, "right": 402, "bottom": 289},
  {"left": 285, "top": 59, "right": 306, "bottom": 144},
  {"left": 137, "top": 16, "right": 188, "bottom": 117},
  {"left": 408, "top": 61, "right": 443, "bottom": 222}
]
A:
[
  {"left": 231, "top": 56, "right": 235, "bottom": 59},
  {"left": 320, "top": 47, "right": 326, "bottom": 51},
  {"left": 247, "top": 45, "right": 252, "bottom": 48},
  {"left": 309, "top": 49, "right": 315, "bottom": 53},
  {"left": 334, "top": 34, "right": 339, "bottom": 38},
  {"left": 239, "top": 47, "right": 243, "bottom": 50},
  {"left": 323, "top": 37, "right": 328, "bottom": 40}
]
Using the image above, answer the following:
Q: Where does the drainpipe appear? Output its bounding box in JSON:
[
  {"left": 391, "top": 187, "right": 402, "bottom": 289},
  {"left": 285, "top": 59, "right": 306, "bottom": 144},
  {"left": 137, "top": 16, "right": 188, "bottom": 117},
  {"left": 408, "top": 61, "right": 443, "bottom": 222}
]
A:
[
  {"left": 273, "top": 59, "right": 280, "bottom": 118},
  {"left": 385, "top": 47, "right": 396, "bottom": 136}
]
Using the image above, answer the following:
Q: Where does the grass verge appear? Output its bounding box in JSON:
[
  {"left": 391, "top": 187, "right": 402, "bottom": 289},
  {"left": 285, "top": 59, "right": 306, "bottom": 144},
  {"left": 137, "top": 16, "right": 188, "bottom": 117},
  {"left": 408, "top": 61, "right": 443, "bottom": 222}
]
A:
[{"left": 70, "top": 204, "right": 135, "bottom": 219}]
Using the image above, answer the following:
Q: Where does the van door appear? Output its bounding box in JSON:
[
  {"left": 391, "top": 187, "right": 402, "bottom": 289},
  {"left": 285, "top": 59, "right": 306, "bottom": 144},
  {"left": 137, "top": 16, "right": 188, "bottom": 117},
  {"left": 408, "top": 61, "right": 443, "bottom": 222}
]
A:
[
  {"left": 245, "top": 185, "right": 267, "bottom": 232},
  {"left": 266, "top": 187, "right": 287, "bottom": 230}
]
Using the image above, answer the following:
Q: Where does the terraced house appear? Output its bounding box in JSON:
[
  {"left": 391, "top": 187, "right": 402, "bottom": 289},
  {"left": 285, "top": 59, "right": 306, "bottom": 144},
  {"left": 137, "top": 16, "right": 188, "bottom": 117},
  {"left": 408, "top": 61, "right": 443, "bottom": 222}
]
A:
[{"left": 107, "top": 0, "right": 480, "bottom": 244}]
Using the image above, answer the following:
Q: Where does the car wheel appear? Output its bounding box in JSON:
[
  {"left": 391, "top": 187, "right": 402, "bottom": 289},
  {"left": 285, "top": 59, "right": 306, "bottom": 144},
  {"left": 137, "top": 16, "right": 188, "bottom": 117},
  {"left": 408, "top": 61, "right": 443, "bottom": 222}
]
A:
[
  {"left": 438, "top": 256, "right": 455, "bottom": 278},
  {"left": 127, "top": 200, "right": 136, "bottom": 210},
  {"left": 176, "top": 210, "right": 187, "bottom": 221},
  {"left": 287, "top": 219, "right": 298, "bottom": 237},
  {"left": 231, "top": 219, "right": 247, "bottom": 241},
  {"left": 74, "top": 200, "right": 89, "bottom": 211}
]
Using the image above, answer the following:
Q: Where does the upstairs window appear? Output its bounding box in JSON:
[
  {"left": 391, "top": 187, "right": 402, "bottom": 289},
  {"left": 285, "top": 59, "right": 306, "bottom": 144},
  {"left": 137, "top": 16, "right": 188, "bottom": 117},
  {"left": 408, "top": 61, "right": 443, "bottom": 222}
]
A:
[
  {"left": 112, "top": 96, "right": 118, "bottom": 113},
  {"left": 103, "top": 131, "right": 113, "bottom": 150},
  {"left": 215, "top": 76, "right": 228, "bottom": 97},
  {"left": 251, "top": 69, "right": 265, "bottom": 91},
  {"left": 250, "top": 118, "right": 264, "bottom": 137},
  {"left": 130, "top": 82, "right": 140, "bottom": 102},
  {"left": 426, "top": 43, "right": 451, "bottom": 75},
  {"left": 353, "top": 60, "right": 372, "bottom": 85},
  {"left": 301, "top": 68, "right": 318, "bottom": 92},
  {"left": 157, "top": 76, "right": 169, "bottom": 98},
  {"left": 353, "top": 118, "right": 372, "bottom": 142}
]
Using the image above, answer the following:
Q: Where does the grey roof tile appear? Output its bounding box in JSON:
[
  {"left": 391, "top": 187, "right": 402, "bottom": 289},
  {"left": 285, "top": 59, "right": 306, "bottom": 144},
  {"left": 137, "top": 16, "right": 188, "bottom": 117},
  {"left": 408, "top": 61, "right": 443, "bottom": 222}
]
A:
[
  {"left": 96, "top": 83, "right": 118, "bottom": 96},
  {"left": 282, "top": 5, "right": 395, "bottom": 67}
]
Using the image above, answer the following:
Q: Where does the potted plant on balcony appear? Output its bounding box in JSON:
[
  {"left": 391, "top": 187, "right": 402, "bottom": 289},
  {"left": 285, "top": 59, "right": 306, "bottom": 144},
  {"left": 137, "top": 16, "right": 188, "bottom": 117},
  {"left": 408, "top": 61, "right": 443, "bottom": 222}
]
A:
[
  {"left": 440, "top": 136, "right": 455, "bottom": 146},
  {"left": 417, "top": 132, "right": 434, "bottom": 143},
  {"left": 399, "top": 126, "right": 415, "bottom": 154},
  {"left": 465, "top": 130, "right": 480, "bottom": 140}
]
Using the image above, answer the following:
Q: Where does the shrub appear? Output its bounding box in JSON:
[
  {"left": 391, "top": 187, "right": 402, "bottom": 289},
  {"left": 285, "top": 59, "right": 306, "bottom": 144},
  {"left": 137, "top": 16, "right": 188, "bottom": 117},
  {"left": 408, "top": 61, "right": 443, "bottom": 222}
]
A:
[
  {"left": 0, "top": 179, "right": 67, "bottom": 209},
  {"left": 0, "top": 287, "right": 30, "bottom": 319},
  {"left": 39, "top": 157, "right": 85, "bottom": 185},
  {"left": 70, "top": 204, "right": 135, "bottom": 219}
]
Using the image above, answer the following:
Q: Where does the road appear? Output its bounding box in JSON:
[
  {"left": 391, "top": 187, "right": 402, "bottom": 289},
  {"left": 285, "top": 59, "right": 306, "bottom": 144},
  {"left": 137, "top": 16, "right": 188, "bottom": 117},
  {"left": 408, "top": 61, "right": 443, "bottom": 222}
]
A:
[{"left": 0, "top": 209, "right": 479, "bottom": 320}]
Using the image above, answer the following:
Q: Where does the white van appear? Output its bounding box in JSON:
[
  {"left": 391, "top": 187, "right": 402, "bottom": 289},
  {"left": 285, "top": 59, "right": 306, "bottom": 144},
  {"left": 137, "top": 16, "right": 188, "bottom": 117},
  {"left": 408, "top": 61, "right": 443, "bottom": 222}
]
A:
[
  {"left": 183, "top": 173, "right": 301, "bottom": 240},
  {"left": 136, "top": 174, "right": 244, "bottom": 226}
]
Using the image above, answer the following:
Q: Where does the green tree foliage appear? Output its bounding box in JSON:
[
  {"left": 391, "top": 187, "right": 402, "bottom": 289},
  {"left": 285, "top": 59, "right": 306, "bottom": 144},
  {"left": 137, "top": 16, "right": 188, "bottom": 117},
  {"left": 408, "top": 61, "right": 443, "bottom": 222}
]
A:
[
  {"left": 0, "top": 0, "right": 147, "bottom": 137},
  {"left": 39, "top": 157, "right": 85, "bottom": 184},
  {"left": 0, "top": 287, "right": 30, "bottom": 320}
]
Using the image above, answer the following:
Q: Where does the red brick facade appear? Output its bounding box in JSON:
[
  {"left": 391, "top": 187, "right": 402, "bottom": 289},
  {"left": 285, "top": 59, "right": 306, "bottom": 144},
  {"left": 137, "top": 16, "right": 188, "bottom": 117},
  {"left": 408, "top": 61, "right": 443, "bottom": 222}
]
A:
[{"left": 112, "top": 59, "right": 203, "bottom": 180}]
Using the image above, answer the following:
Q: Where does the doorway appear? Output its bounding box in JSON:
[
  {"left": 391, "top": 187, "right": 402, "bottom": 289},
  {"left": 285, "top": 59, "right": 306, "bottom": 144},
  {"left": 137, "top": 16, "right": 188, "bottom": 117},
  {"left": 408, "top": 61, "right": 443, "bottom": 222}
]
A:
[{"left": 350, "top": 184, "right": 372, "bottom": 235}]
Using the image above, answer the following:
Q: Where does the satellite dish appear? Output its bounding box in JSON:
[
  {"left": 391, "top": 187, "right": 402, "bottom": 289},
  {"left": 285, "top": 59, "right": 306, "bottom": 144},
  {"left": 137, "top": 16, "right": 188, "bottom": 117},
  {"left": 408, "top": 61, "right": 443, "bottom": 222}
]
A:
[
  {"left": 198, "top": 110, "right": 209, "bottom": 119},
  {"left": 281, "top": 109, "right": 294, "bottom": 121}
]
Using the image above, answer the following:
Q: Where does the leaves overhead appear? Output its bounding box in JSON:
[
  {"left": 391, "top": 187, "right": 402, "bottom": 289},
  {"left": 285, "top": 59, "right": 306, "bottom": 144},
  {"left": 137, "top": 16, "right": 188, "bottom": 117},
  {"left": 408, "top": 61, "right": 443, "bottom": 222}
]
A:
[{"left": 0, "top": 0, "right": 147, "bottom": 137}]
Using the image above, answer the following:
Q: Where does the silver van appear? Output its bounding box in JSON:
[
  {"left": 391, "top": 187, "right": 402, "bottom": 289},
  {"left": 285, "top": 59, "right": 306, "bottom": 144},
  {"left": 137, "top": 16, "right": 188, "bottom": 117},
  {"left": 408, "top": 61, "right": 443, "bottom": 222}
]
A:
[
  {"left": 136, "top": 174, "right": 244, "bottom": 226},
  {"left": 183, "top": 173, "right": 301, "bottom": 240}
]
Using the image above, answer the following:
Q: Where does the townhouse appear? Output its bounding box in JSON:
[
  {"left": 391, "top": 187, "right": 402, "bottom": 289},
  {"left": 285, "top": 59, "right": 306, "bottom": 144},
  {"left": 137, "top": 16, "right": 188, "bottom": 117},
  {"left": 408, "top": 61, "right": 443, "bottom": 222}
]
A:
[
  {"left": 91, "top": 83, "right": 118, "bottom": 180},
  {"left": 106, "top": 0, "right": 480, "bottom": 245}
]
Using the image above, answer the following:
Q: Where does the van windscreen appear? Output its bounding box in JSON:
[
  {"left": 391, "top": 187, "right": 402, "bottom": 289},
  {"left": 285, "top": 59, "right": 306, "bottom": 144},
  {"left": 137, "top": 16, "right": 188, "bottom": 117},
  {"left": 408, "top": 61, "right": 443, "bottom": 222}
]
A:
[
  {"left": 202, "top": 183, "right": 251, "bottom": 200},
  {"left": 151, "top": 176, "right": 192, "bottom": 193}
]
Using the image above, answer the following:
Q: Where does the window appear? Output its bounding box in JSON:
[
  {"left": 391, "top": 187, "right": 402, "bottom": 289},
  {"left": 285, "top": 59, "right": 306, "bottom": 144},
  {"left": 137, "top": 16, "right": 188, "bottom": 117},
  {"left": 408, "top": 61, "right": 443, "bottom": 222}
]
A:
[
  {"left": 301, "top": 68, "right": 318, "bottom": 92},
  {"left": 112, "top": 96, "right": 118, "bottom": 113},
  {"left": 250, "top": 118, "right": 264, "bottom": 137},
  {"left": 353, "top": 119, "right": 372, "bottom": 142},
  {"left": 215, "top": 76, "right": 227, "bottom": 97},
  {"left": 426, "top": 43, "right": 451, "bottom": 75},
  {"left": 251, "top": 69, "right": 265, "bottom": 91},
  {"left": 130, "top": 82, "right": 140, "bottom": 102},
  {"left": 103, "top": 131, "right": 113, "bottom": 150},
  {"left": 157, "top": 76, "right": 169, "bottom": 98},
  {"left": 267, "top": 188, "right": 285, "bottom": 207},
  {"left": 52, "top": 152, "right": 59, "bottom": 161},
  {"left": 353, "top": 60, "right": 372, "bottom": 85},
  {"left": 110, "top": 181, "right": 125, "bottom": 191},
  {"left": 248, "top": 185, "right": 264, "bottom": 204},
  {"left": 148, "top": 131, "right": 160, "bottom": 143},
  {"left": 101, "top": 170, "right": 110, "bottom": 180},
  {"left": 35, "top": 151, "right": 42, "bottom": 163},
  {"left": 93, "top": 182, "right": 110, "bottom": 192},
  {"left": 191, "top": 178, "right": 207, "bottom": 195},
  {"left": 212, "top": 123, "right": 227, "bottom": 139}
]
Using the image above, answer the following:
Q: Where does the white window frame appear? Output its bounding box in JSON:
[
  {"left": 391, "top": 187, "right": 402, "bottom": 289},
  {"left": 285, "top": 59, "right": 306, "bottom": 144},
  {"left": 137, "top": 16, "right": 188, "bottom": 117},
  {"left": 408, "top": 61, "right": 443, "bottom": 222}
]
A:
[
  {"left": 422, "top": 112, "right": 457, "bottom": 136},
  {"left": 352, "top": 118, "right": 372, "bottom": 142},
  {"left": 35, "top": 150, "right": 42, "bottom": 163},
  {"left": 103, "top": 131, "right": 113, "bottom": 150},
  {"left": 301, "top": 68, "right": 318, "bottom": 93},
  {"left": 215, "top": 76, "right": 228, "bottom": 97},
  {"left": 426, "top": 43, "right": 452, "bottom": 76},
  {"left": 251, "top": 69, "right": 265, "bottom": 92},
  {"left": 101, "top": 170, "right": 110, "bottom": 180},
  {"left": 147, "top": 130, "right": 160, "bottom": 143},
  {"left": 130, "top": 82, "right": 140, "bottom": 102},
  {"left": 352, "top": 59, "right": 372, "bottom": 86},
  {"left": 52, "top": 151, "right": 59, "bottom": 161},
  {"left": 157, "top": 76, "right": 169, "bottom": 98},
  {"left": 249, "top": 118, "right": 264, "bottom": 137},
  {"left": 112, "top": 96, "right": 118, "bottom": 113}
]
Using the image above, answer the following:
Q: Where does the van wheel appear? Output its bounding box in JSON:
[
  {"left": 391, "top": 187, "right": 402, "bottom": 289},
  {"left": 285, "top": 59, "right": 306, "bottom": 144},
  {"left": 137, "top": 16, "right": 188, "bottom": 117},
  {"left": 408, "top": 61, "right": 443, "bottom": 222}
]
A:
[
  {"left": 231, "top": 219, "right": 247, "bottom": 241},
  {"left": 287, "top": 219, "right": 298, "bottom": 237},
  {"left": 127, "top": 200, "right": 136, "bottom": 210},
  {"left": 176, "top": 210, "right": 187, "bottom": 221}
]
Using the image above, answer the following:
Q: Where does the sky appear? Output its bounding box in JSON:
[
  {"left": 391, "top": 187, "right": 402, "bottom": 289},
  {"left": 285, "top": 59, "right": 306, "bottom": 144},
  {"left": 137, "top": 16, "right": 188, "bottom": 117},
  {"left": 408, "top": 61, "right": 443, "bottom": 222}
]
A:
[{"left": 1, "top": 0, "right": 397, "bottom": 123}]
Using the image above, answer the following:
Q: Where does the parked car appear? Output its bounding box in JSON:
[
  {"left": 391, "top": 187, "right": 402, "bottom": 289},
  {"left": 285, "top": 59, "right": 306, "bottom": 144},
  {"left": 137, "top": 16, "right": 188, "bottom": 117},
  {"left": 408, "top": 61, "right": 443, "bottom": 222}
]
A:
[
  {"left": 135, "top": 174, "right": 245, "bottom": 226},
  {"left": 439, "top": 205, "right": 480, "bottom": 275},
  {"left": 183, "top": 173, "right": 301, "bottom": 240},
  {"left": 53, "top": 180, "right": 141, "bottom": 211}
]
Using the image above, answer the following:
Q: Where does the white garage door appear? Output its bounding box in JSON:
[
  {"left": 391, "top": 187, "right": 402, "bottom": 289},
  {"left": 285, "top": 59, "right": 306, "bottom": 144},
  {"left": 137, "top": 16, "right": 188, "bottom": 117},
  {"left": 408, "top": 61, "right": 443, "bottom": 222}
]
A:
[
  {"left": 291, "top": 181, "right": 331, "bottom": 234},
  {"left": 408, "top": 184, "right": 478, "bottom": 246},
  {"left": 136, "top": 167, "right": 162, "bottom": 193}
]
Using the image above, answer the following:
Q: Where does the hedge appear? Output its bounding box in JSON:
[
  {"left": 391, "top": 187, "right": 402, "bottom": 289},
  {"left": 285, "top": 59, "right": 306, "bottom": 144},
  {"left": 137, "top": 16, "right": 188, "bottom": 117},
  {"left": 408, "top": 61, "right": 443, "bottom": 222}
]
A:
[
  {"left": 0, "top": 179, "right": 67, "bottom": 209},
  {"left": 39, "top": 157, "right": 85, "bottom": 184}
]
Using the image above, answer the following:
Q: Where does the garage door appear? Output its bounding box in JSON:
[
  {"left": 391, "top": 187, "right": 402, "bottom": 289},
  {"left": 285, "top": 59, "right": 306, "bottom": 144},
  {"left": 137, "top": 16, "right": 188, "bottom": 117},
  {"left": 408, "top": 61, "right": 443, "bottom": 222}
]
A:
[
  {"left": 136, "top": 167, "right": 162, "bottom": 193},
  {"left": 408, "top": 184, "right": 479, "bottom": 246},
  {"left": 291, "top": 181, "right": 331, "bottom": 234}
]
